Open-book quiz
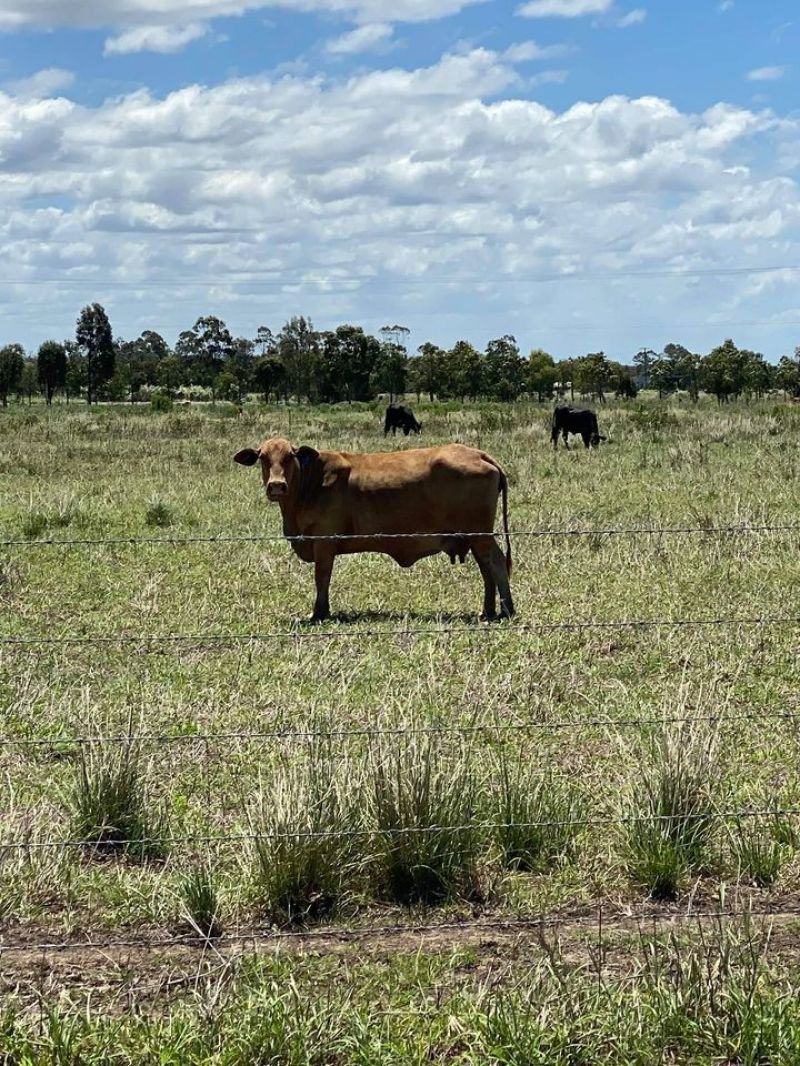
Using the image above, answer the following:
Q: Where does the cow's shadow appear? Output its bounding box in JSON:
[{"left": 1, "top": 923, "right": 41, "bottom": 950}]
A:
[{"left": 298, "top": 609, "right": 485, "bottom": 626}]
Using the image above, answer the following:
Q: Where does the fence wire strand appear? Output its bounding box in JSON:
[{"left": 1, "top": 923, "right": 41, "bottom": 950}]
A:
[
  {"left": 1, "top": 904, "right": 798, "bottom": 956},
  {"left": 4, "top": 706, "right": 800, "bottom": 750},
  {"left": 2, "top": 522, "right": 800, "bottom": 549},
  {"left": 3, "top": 806, "right": 799, "bottom": 852},
  {"left": 1, "top": 613, "right": 798, "bottom": 647}
]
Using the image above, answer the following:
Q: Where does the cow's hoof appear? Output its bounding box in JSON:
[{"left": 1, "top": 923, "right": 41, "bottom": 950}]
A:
[
  {"left": 480, "top": 612, "right": 498, "bottom": 623},
  {"left": 309, "top": 613, "right": 330, "bottom": 624}
]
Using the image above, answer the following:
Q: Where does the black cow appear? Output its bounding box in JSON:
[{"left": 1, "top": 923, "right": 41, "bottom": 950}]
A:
[
  {"left": 551, "top": 405, "right": 605, "bottom": 449},
  {"left": 384, "top": 404, "right": 422, "bottom": 437}
]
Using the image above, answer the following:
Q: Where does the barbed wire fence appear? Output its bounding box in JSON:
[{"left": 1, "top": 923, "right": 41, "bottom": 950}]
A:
[
  {"left": 2, "top": 519, "right": 800, "bottom": 984},
  {"left": 3, "top": 520, "right": 800, "bottom": 549},
  {"left": 2, "top": 902, "right": 799, "bottom": 958}
]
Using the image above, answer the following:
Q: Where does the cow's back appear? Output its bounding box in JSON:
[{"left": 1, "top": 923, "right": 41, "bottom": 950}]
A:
[{"left": 337, "top": 445, "right": 501, "bottom": 536}]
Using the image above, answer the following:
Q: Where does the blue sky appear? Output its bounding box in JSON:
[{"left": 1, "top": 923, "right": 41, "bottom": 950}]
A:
[{"left": 0, "top": 0, "right": 798, "bottom": 361}]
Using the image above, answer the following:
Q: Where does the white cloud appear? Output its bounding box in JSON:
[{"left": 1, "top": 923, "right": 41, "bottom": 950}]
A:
[
  {"left": 517, "top": 0, "right": 612, "bottom": 18},
  {"left": 5, "top": 67, "right": 75, "bottom": 97},
  {"left": 502, "top": 40, "right": 576, "bottom": 62},
  {"left": 104, "top": 22, "right": 209, "bottom": 54},
  {"left": 326, "top": 22, "right": 393, "bottom": 54},
  {"left": 718, "top": 1, "right": 734, "bottom": 11},
  {"left": 0, "top": 47, "right": 798, "bottom": 357},
  {"left": 529, "top": 68, "right": 569, "bottom": 85},
  {"left": 617, "top": 8, "right": 646, "bottom": 27},
  {"left": 0, "top": 0, "right": 488, "bottom": 32},
  {"left": 747, "top": 66, "right": 785, "bottom": 82}
]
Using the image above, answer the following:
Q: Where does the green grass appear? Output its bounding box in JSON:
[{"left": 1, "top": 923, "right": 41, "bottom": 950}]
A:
[
  {"left": 2, "top": 917, "right": 800, "bottom": 1064},
  {"left": 144, "top": 497, "right": 177, "bottom": 528},
  {"left": 729, "top": 811, "right": 796, "bottom": 889},
  {"left": 176, "top": 861, "right": 223, "bottom": 938},
  {"left": 65, "top": 742, "right": 170, "bottom": 860},
  {"left": 493, "top": 755, "right": 583, "bottom": 872},
  {"left": 3, "top": 395, "right": 800, "bottom": 1048},
  {"left": 370, "top": 737, "right": 480, "bottom": 904},
  {"left": 250, "top": 743, "right": 364, "bottom": 923},
  {"left": 20, "top": 495, "right": 82, "bottom": 539},
  {"left": 624, "top": 727, "right": 720, "bottom": 899}
]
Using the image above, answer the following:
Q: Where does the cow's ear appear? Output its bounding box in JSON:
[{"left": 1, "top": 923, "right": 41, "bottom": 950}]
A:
[
  {"left": 294, "top": 445, "right": 319, "bottom": 469},
  {"left": 233, "top": 447, "right": 260, "bottom": 466}
]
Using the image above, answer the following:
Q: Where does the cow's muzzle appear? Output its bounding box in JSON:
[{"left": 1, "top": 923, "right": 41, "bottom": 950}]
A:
[{"left": 266, "top": 481, "right": 288, "bottom": 501}]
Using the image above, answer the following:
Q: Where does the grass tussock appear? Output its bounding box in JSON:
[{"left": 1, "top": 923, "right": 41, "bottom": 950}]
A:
[
  {"left": 625, "top": 726, "right": 720, "bottom": 900},
  {"left": 21, "top": 497, "right": 81, "bottom": 539},
  {"left": 177, "top": 863, "right": 222, "bottom": 939},
  {"left": 66, "top": 744, "right": 169, "bottom": 860},
  {"left": 370, "top": 738, "right": 481, "bottom": 905},
  {"left": 144, "top": 498, "right": 176, "bottom": 528},
  {"left": 729, "top": 808, "right": 798, "bottom": 888},
  {"left": 250, "top": 744, "right": 363, "bottom": 925},
  {"left": 494, "top": 754, "right": 583, "bottom": 872}
]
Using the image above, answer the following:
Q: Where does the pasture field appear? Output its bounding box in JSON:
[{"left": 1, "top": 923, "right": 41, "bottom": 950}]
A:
[{"left": 3, "top": 396, "right": 800, "bottom": 1062}]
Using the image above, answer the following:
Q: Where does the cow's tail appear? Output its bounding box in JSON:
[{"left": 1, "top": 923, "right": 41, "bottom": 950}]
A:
[
  {"left": 491, "top": 463, "right": 512, "bottom": 578},
  {"left": 480, "top": 454, "right": 512, "bottom": 576},
  {"left": 501, "top": 469, "right": 512, "bottom": 577}
]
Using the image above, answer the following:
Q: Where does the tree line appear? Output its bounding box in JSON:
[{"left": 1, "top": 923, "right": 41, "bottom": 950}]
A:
[{"left": 1, "top": 303, "right": 799, "bottom": 408}]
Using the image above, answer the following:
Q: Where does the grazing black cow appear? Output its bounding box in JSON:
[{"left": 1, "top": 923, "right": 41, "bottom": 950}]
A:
[
  {"left": 384, "top": 404, "right": 422, "bottom": 437},
  {"left": 551, "top": 405, "right": 605, "bottom": 449}
]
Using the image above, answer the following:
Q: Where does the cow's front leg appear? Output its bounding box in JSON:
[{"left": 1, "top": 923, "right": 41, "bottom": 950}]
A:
[
  {"left": 563, "top": 431, "right": 570, "bottom": 450},
  {"left": 311, "top": 547, "right": 335, "bottom": 622}
]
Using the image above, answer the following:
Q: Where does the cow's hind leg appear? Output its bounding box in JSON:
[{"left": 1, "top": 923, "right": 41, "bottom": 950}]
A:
[
  {"left": 476, "top": 538, "right": 514, "bottom": 619},
  {"left": 472, "top": 551, "right": 497, "bottom": 620},
  {"left": 311, "top": 548, "right": 335, "bottom": 622}
]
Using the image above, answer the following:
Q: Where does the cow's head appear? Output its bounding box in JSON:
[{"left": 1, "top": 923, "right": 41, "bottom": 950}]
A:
[
  {"left": 590, "top": 433, "right": 606, "bottom": 448},
  {"left": 233, "top": 437, "right": 319, "bottom": 502}
]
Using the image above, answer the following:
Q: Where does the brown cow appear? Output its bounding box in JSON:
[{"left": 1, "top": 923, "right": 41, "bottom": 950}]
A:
[{"left": 233, "top": 437, "right": 514, "bottom": 622}]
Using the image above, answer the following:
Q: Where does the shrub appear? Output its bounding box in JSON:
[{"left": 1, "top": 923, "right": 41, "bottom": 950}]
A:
[
  {"left": 150, "top": 392, "right": 173, "bottom": 412},
  {"left": 628, "top": 403, "right": 678, "bottom": 433}
]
